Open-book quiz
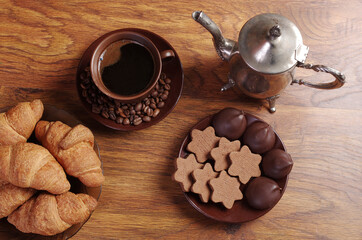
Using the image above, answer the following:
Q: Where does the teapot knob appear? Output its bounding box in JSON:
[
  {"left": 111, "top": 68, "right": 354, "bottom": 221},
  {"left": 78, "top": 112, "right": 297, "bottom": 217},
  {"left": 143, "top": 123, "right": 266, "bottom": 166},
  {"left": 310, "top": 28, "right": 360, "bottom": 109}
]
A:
[{"left": 268, "top": 25, "right": 281, "bottom": 40}]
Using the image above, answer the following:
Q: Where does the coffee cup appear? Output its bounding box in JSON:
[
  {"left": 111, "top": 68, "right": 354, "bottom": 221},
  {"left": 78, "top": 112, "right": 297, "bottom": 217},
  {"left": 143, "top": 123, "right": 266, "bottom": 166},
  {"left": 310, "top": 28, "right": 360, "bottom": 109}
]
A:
[{"left": 90, "top": 31, "right": 175, "bottom": 103}]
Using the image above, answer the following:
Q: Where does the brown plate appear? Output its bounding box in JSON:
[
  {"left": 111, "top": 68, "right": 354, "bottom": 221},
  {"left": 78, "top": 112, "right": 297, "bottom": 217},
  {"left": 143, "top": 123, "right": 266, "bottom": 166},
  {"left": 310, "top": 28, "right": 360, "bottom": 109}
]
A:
[
  {"left": 178, "top": 111, "right": 288, "bottom": 223},
  {"left": 0, "top": 104, "right": 102, "bottom": 240},
  {"left": 76, "top": 28, "right": 184, "bottom": 130}
]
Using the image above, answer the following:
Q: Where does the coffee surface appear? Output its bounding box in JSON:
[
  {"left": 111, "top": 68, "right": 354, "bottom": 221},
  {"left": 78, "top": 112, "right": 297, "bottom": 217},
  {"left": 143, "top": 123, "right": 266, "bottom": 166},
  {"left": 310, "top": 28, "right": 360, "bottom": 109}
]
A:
[{"left": 101, "top": 43, "right": 154, "bottom": 96}]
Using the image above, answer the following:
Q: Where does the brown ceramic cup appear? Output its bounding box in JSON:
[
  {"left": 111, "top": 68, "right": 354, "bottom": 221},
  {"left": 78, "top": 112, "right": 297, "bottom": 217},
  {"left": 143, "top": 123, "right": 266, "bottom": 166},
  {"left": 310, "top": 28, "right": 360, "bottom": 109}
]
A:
[{"left": 90, "top": 31, "right": 175, "bottom": 103}]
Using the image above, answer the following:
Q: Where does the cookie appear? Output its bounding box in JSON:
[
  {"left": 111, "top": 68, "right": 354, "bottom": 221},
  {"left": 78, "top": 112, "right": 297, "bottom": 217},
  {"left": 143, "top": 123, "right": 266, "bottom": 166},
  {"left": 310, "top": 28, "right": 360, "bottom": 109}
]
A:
[
  {"left": 228, "top": 145, "right": 262, "bottom": 184},
  {"left": 209, "top": 170, "right": 243, "bottom": 209},
  {"left": 173, "top": 154, "right": 203, "bottom": 192},
  {"left": 187, "top": 126, "right": 220, "bottom": 163},
  {"left": 210, "top": 137, "right": 241, "bottom": 172},
  {"left": 191, "top": 163, "right": 218, "bottom": 203}
]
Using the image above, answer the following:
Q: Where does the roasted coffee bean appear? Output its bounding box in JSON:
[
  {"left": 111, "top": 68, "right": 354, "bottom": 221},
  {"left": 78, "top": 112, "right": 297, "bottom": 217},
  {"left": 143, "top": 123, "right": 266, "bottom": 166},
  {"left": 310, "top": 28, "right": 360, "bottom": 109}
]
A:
[
  {"left": 80, "top": 72, "right": 87, "bottom": 80},
  {"left": 163, "top": 90, "right": 169, "bottom": 96},
  {"left": 82, "top": 89, "right": 88, "bottom": 98},
  {"left": 143, "top": 116, "right": 151, "bottom": 122},
  {"left": 161, "top": 94, "right": 168, "bottom": 100},
  {"left": 164, "top": 84, "right": 171, "bottom": 90},
  {"left": 159, "top": 79, "right": 165, "bottom": 85},
  {"left": 150, "top": 103, "right": 157, "bottom": 109},
  {"left": 129, "top": 115, "right": 134, "bottom": 122},
  {"left": 116, "top": 117, "right": 123, "bottom": 124},
  {"left": 124, "top": 109, "right": 130, "bottom": 117},
  {"left": 109, "top": 111, "right": 116, "bottom": 121},
  {"left": 146, "top": 108, "right": 153, "bottom": 116},
  {"left": 80, "top": 82, "right": 89, "bottom": 89},
  {"left": 144, "top": 99, "right": 150, "bottom": 106},
  {"left": 144, "top": 106, "right": 150, "bottom": 113},
  {"left": 86, "top": 97, "right": 92, "bottom": 104},
  {"left": 123, "top": 118, "right": 130, "bottom": 125},
  {"left": 151, "top": 90, "right": 158, "bottom": 98},
  {"left": 122, "top": 105, "right": 128, "bottom": 110},
  {"left": 130, "top": 109, "right": 136, "bottom": 115},
  {"left": 153, "top": 108, "right": 160, "bottom": 117},
  {"left": 134, "top": 102, "right": 142, "bottom": 112},
  {"left": 165, "top": 78, "right": 171, "bottom": 84},
  {"left": 101, "top": 110, "right": 109, "bottom": 119},
  {"left": 155, "top": 83, "right": 160, "bottom": 91},
  {"left": 160, "top": 72, "right": 166, "bottom": 80},
  {"left": 133, "top": 117, "right": 142, "bottom": 126},
  {"left": 157, "top": 101, "right": 165, "bottom": 108},
  {"left": 92, "top": 104, "right": 101, "bottom": 114}
]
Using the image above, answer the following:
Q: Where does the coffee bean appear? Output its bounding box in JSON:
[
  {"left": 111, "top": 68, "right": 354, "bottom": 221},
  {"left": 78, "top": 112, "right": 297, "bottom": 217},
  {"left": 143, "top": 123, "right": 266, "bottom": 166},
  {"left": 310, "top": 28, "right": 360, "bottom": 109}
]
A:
[
  {"left": 86, "top": 97, "right": 92, "bottom": 104},
  {"left": 129, "top": 115, "right": 134, "bottom": 122},
  {"left": 122, "top": 105, "right": 128, "bottom": 110},
  {"left": 101, "top": 110, "right": 109, "bottom": 119},
  {"left": 92, "top": 104, "right": 101, "bottom": 114},
  {"left": 151, "top": 90, "right": 158, "bottom": 98},
  {"left": 144, "top": 106, "right": 150, "bottom": 114},
  {"left": 124, "top": 109, "right": 130, "bottom": 117},
  {"left": 157, "top": 101, "right": 165, "bottom": 108},
  {"left": 123, "top": 118, "right": 130, "bottom": 125},
  {"left": 116, "top": 117, "right": 123, "bottom": 124},
  {"left": 80, "top": 72, "right": 87, "bottom": 80},
  {"left": 159, "top": 79, "right": 165, "bottom": 85},
  {"left": 161, "top": 94, "right": 168, "bottom": 100},
  {"left": 164, "top": 84, "right": 171, "bottom": 90},
  {"left": 143, "top": 116, "right": 151, "bottom": 122},
  {"left": 146, "top": 108, "right": 153, "bottom": 116},
  {"left": 133, "top": 117, "right": 142, "bottom": 126},
  {"left": 160, "top": 72, "right": 166, "bottom": 80},
  {"left": 109, "top": 111, "right": 116, "bottom": 121},
  {"left": 163, "top": 90, "right": 169, "bottom": 96},
  {"left": 135, "top": 102, "right": 142, "bottom": 112},
  {"left": 153, "top": 108, "right": 160, "bottom": 117},
  {"left": 165, "top": 78, "right": 171, "bottom": 84},
  {"left": 150, "top": 103, "right": 156, "bottom": 109},
  {"left": 82, "top": 89, "right": 88, "bottom": 98},
  {"left": 130, "top": 110, "right": 136, "bottom": 115}
]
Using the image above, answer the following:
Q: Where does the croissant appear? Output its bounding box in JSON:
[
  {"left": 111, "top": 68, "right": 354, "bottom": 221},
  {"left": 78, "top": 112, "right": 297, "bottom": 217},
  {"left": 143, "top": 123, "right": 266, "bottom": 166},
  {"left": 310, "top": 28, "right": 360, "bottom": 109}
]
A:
[
  {"left": 0, "top": 142, "right": 70, "bottom": 194},
  {"left": 35, "top": 121, "right": 104, "bottom": 187},
  {"left": 0, "top": 99, "right": 43, "bottom": 146},
  {"left": 0, "top": 182, "right": 36, "bottom": 218},
  {"left": 7, "top": 192, "right": 98, "bottom": 236}
]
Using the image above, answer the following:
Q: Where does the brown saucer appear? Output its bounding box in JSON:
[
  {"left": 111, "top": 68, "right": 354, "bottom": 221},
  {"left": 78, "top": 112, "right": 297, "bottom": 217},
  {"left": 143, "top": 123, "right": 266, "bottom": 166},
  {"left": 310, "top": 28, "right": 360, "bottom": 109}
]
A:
[
  {"left": 76, "top": 28, "right": 184, "bottom": 130},
  {"left": 0, "top": 104, "right": 102, "bottom": 240},
  {"left": 178, "top": 111, "right": 288, "bottom": 223}
]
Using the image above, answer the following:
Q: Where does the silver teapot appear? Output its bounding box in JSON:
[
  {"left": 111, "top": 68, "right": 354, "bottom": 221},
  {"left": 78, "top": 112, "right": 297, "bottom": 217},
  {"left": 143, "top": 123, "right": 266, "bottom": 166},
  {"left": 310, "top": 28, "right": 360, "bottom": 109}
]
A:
[{"left": 192, "top": 11, "right": 345, "bottom": 112}]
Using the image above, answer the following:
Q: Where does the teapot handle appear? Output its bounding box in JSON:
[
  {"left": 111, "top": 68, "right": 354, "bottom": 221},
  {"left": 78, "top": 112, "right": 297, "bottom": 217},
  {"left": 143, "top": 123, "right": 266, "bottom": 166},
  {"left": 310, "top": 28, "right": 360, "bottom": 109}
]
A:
[{"left": 292, "top": 62, "right": 346, "bottom": 89}]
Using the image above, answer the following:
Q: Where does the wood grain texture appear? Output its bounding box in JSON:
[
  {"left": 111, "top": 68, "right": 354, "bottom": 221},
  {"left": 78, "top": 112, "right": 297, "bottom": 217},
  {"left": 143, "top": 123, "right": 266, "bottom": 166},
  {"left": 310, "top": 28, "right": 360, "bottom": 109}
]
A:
[{"left": 1, "top": 0, "right": 361, "bottom": 239}]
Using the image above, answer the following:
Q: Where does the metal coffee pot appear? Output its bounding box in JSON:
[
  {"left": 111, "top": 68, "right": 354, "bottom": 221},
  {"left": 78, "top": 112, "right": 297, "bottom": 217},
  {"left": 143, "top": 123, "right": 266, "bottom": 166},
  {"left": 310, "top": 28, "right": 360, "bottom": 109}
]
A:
[{"left": 192, "top": 11, "right": 345, "bottom": 112}]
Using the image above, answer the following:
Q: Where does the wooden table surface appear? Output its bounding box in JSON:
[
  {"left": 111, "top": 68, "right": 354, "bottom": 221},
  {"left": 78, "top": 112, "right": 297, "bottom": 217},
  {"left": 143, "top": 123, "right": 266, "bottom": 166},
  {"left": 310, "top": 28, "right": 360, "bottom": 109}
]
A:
[{"left": 1, "top": 0, "right": 361, "bottom": 239}]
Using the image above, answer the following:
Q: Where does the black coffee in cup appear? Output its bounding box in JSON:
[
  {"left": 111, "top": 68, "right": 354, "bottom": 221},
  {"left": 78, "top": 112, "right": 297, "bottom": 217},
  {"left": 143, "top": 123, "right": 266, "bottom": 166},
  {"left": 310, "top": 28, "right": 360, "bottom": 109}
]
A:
[{"left": 100, "top": 41, "right": 155, "bottom": 96}]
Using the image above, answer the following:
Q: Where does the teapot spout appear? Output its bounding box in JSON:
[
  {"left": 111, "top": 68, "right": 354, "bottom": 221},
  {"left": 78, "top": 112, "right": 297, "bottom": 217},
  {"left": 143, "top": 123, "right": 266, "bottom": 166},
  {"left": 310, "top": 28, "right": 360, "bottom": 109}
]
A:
[{"left": 192, "top": 11, "right": 238, "bottom": 61}]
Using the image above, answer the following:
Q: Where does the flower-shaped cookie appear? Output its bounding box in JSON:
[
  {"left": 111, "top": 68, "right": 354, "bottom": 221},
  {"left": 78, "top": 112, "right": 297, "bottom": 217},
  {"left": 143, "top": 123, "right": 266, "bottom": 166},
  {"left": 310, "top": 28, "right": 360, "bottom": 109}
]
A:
[
  {"left": 187, "top": 126, "right": 220, "bottom": 163},
  {"left": 228, "top": 145, "right": 261, "bottom": 184},
  {"left": 210, "top": 137, "right": 241, "bottom": 171},
  {"left": 191, "top": 163, "right": 218, "bottom": 203},
  {"left": 209, "top": 170, "right": 243, "bottom": 209},
  {"left": 173, "top": 154, "right": 203, "bottom": 192}
]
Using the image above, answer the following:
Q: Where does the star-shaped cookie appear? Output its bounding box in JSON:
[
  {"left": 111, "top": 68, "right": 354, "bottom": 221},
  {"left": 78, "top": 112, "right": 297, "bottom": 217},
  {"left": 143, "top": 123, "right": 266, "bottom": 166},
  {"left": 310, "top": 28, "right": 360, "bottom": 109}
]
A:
[
  {"left": 209, "top": 170, "right": 243, "bottom": 209},
  {"left": 173, "top": 154, "right": 203, "bottom": 192},
  {"left": 228, "top": 145, "right": 262, "bottom": 184},
  {"left": 187, "top": 126, "right": 220, "bottom": 163},
  {"left": 191, "top": 163, "right": 218, "bottom": 203},
  {"left": 210, "top": 137, "right": 241, "bottom": 171}
]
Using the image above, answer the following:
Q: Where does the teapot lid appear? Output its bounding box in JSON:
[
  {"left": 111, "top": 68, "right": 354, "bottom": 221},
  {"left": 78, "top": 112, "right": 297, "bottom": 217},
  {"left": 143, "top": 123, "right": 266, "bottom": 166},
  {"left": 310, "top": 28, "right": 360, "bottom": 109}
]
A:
[{"left": 238, "top": 13, "right": 308, "bottom": 74}]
